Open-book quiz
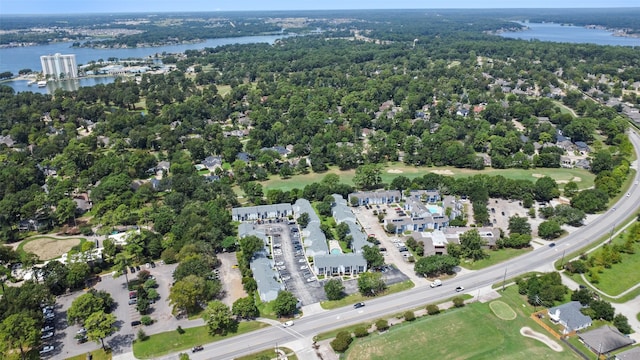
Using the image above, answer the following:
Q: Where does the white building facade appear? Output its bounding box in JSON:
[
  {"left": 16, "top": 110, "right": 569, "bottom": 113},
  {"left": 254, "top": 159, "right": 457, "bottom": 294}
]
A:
[{"left": 40, "top": 53, "right": 78, "bottom": 79}]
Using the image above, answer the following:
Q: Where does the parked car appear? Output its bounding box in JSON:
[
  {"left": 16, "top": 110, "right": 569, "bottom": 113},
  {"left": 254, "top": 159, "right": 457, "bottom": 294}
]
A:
[
  {"left": 129, "top": 291, "right": 137, "bottom": 299},
  {"left": 128, "top": 299, "right": 137, "bottom": 305},
  {"left": 192, "top": 345, "right": 204, "bottom": 353},
  {"left": 41, "top": 331, "right": 54, "bottom": 340},
  {"left": 41, "top": 325, "right": 54, "bottom": 333},
  {"left": 131, "top": 320, "right": 142, "bottom": 327},
  {"left": 39, "top": 345, "right": 54, "bottom": 355}
]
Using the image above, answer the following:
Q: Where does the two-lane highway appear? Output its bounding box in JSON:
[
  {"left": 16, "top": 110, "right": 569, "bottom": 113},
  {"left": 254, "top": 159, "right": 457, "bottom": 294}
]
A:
[{"left": 175, "top": 130, "right": 640, "bottom": 360}]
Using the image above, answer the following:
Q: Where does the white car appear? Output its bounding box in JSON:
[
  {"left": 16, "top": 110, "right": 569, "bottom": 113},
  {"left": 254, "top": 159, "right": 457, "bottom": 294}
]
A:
[
  {"left": 39, "top": 345, "right": 54, "bottom": 355},
  {"left": 42, "top": 325, "right": 54, "bottom": 333},
  {"left": 283, "top": 320, "right": 294, "bottom": 327},
  {"left": 275, "top": 261, "right": 284, "bottom": 266},
  {"left": 455, "top": 286, "right": 465, "bottom": 292},
  {"left": 306, "top": 277, "right": 316, "bottom": 282},
  {"left": 300, "top": 265, "right": 308, "bottom": 270},
  {"left": 41, "top": 331, "right": 54, "bottom": 340}
]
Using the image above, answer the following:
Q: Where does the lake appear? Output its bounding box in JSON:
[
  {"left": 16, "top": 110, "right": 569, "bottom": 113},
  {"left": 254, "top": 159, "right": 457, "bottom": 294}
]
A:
[
  {"left": 499, "top": 22, "right": 640, "bottom": 47},
  {"left": 0, "top": 34, "right": 287, "bottom": 93}
]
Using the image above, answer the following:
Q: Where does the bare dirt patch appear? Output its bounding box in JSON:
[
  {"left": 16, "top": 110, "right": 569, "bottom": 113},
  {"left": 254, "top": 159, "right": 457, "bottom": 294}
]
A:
[
  {"left": 22, "top": 237, "right": 82, "bottom": 260},
  {"left": 572, "top": 176, "right": 582, "bottom": 182},
  {"left": 532, "top": 173, "right": 545, "bottom": 178},
  {"left": 431, "top": 169, "right": 454, "bottom": 176},
  {"left": 218, "top": 252, "right": 247, "bottom": 306},
  {"left": 387, "top": 169, "right": 403, "bottom": 174},
  {"left": 520, "top": 327, "right": 563, "bottom": 352}
]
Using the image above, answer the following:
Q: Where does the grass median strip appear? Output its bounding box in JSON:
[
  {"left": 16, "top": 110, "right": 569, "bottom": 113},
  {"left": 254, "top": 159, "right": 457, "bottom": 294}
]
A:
[{"left": 132, "top": 321, "right": 268, "bottom": 359}]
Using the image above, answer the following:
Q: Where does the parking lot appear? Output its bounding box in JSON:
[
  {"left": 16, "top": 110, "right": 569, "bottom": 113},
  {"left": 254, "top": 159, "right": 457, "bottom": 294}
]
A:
[
  {"left": 262, "top": 223, "right": 327, "bottom": 305},
  {"left": 354, "top": 205, "right": 426, "bottom": 285},
  {"left": 41, "top": 261, "right": 178, "bottom": 359}
]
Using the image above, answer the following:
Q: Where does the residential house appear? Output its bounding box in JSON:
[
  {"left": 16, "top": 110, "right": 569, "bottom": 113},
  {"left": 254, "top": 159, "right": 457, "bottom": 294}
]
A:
[
  {"left": 348, "top": 190, "right": 401, "bottom": 206},
  {"left": 547, "top": 301, "right": 592, "bottom": 335},
  {"left": 261, "top": 146, "right": 291, "bottom": 157},
  {"left": 157, "top": 161, "right": 170, "bottom": 172},
  {"left": 574, "top": 141, "right": 590, "bottom": 154},
  {"left": 18, "top": 216, "right": 51, "bottom": 232},
  {"left": 236, "top": 152, "right": 251, "bottom": 163},
  {"left": 578, "top": 326, "right": 634, "bottom": 355},
  {"left": 73, "top": 193, "right": 93, "bottom": 214},
  {"left": 201, "top": 155, "right": 223, "bottom": 171},
  {"left": 0, "top": 135, "right": 15, "bottom": 148},
  {"left": 615, "top": 347, "right": 640, "bottom": 360}
]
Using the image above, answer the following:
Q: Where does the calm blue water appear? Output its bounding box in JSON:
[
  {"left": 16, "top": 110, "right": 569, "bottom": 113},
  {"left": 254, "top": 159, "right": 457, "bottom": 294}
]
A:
[
  {"left": 500, "top": 22, "right": 640, "bottom": 47},
  {"left": 0, "top": 34, "right": 286, "bottom": 93},
  {"left": 6, "top": 77, "right": 116, "bottom": 95}
]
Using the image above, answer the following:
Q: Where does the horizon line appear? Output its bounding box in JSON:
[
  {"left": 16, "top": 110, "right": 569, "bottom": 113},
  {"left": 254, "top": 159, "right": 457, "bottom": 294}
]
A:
[{"left": 2, "top": 7, "right": 640, "bottom": 16}]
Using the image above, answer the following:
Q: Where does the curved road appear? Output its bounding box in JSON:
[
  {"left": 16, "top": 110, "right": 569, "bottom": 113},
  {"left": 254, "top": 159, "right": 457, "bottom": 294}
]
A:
[{"left": 175, "top": 130, "right": 640, "bottom": 360}]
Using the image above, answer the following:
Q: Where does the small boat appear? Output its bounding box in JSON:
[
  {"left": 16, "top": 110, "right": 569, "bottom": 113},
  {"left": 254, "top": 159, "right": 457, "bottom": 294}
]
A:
[
  {"left": 37, "top": 80, "right": 47, "bottom": 87},
  {"left": 27, "top": 80, "right": 36, "bottom": 86}
]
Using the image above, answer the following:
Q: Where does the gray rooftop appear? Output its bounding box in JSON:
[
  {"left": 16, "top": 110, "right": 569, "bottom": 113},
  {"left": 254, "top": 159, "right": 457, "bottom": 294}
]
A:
[
  {"left": 238, "top": 223, "right": 268, "bottom": 245},
  {"left": 579, "top": 326, "right": 634, "bottom": 354},
  {"left": 332, "top": 195, "right": 368, "bottom": 253},
  {"left": 250, "top": 254, "right": 283, "bottom": 302},
  {"left": 314, "top": 253, "right": 367, "bottom": 268},
  {"left": 293, "top": 199, "right": 328, "bottom": 256},
  {"left": 548, "top": 301, "right": 592, "bottom": 332},
  {"left": 232, "top": 203, "right": 293, "bottom": 218},
  {"left": 615, "top": 346, "right": 640, "bottom": 360}
]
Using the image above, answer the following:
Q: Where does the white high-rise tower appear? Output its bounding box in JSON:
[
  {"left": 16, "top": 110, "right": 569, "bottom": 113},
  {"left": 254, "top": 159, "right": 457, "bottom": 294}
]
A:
[{"left": 40, "top": 53, "right": 78, "bottom": 80}]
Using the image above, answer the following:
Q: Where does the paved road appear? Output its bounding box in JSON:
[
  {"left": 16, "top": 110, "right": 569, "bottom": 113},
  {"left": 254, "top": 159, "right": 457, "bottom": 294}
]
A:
[{"left": 159, "top": 130, "right": 640, "bottom": 360}]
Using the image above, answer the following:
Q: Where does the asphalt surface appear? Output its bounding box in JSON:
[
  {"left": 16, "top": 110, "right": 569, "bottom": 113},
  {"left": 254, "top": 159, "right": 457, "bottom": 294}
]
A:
[{"left": 161, "top": 130, "right": 640, "bottom": 360}]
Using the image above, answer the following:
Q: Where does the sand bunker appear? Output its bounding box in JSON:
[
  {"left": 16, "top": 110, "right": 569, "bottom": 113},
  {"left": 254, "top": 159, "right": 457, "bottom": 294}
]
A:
[
  {"left": 387, "top": 169, "right": 403, "bottom": 174},
  {"left": 532, "top": 173, "right": 544, "bottom": 178},
  {"left": 520, "top": 327, "right": 562, "bottom": 352},
  {"left": 572, "top": 176, "right": 582, "bottom": 182},
  {"left": 431, "top": 169, "right": 454, "bottom": 175}
]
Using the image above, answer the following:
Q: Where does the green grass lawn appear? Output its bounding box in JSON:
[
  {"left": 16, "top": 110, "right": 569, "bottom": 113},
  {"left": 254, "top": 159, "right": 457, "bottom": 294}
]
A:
[
  {"left": 344, "top": 287, "right": 579, "bottom": 360},
  {"left": 584, "top": 240, "right": 640, "bottom": 297},
  {"left": 235, "top": 347, "right": 297, "bottom": 360},
  {"left": 320, "top": 280, "right": 415, "bottom": 310},
  {"left": 132, "top": 321, "right": 268, "bottom": 359},
  {"left": 66, "top": 348, "right": 111, "bottom": 360},
  {"left": 462, "top": 248, "right": 533, "bottom": 271},
  {"left": 259, "top": 164, "right": 595, "bottom": 192}
]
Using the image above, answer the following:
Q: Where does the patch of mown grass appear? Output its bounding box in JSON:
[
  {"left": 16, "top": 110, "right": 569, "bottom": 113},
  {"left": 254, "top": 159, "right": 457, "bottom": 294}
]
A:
[
  {"left": 320, "top": 280, "right": 414, "bottom": 310},
  {"left": 462, "top": 247, "right": 533, "bottom": 270},
  {"left": 344, "top": 286, "right": 579, "bottom": 360},
  {"left": 66, "top": 348, "right": 111, "bottom": 360},
  {"left": 235, "top": 347, "right": 298, "bottom": 360},
  {"left": 132, "top": 321, "right": 268, "bottom": 359}
]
